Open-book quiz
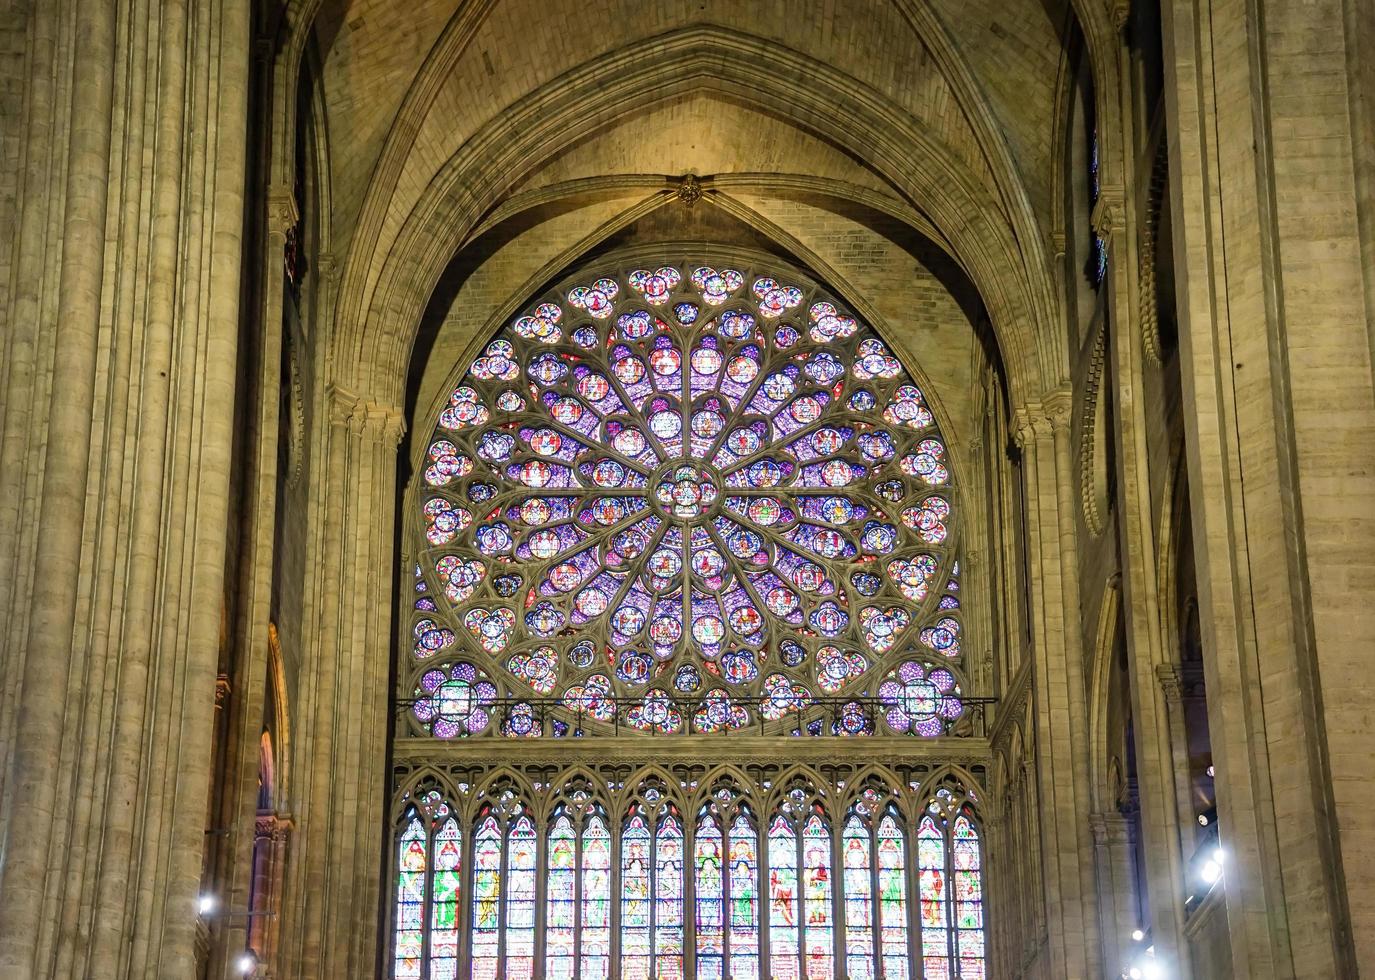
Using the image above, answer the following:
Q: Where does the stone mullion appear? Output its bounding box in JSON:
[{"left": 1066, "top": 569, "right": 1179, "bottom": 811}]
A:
[
  {"left": 1099, "top": 57, "right": 1195, "bottom": 969},
  {"left": 0, "top": 0, "right": 118, "bottom": 972}
]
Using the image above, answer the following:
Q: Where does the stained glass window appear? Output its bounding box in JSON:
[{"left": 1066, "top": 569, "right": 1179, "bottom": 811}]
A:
[
  {"left": 768, "top": 814, "right": 800, "bottom": 980},
  {"left": 582, "top": 813, "right": 613, "bottom": 980},
  {"left": 393, "top": 817, "right": 425, "bottom": 980},
  {"left": 953, "top": 812, "right": 986, "bottom": 979},
  {"left": 471, "top": 814, "right": 502, "bottom": 980},
  {"left": 547, "top": 811, "right": 577, "bottom": 979},
  {"left": 392, "top": 769, "right": 983, "bottom": 979},
  {"left": 843, "top": 813, "right": 875, "bottom": 979},
  {"left": 408, "top": 260, "right": 965, "bottom": 737},
  {"left": 429, "top": 817, "right": 462, "bottom": 980}
]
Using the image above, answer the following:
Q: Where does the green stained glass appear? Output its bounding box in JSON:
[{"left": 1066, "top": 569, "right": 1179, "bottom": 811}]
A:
[
  {"left": 695, "top": 814, "right": 725, "bottom": 980},
  {"left": 393, "top": 817, "right": 426, "bottom": 980},
  {"left": 429, "top": 817, "right": 462, "bottom": 980},
  {"left": 877, "top": 812, "right": 910, "bottom": 979},
  {"left": 801, "top": 812, "right": 833, "bottom": 979},
  {"left": 505, "top": 815, "right": 538, "bottom": 977},
  {"left": 918, "top": 814, "right": 950, "bottom": 979},
  {"left": 729, "top": 813, "right": 760, "bottom": 980},
  {"left": 621, "top": 813, "right": 652, "bottom": 980}
]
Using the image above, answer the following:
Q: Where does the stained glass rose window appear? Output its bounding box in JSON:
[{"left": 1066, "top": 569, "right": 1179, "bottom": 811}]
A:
[{"left": 409, "top": 260, "right": 962, "bottom": 734}]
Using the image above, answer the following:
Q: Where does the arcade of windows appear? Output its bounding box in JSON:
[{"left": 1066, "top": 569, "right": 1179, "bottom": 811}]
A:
[
  {"left": 392, "top": 260, "right": 987, "bottom": 978},
  {"left": 392, "top": 767, "right": 983, "bottom": 980}
]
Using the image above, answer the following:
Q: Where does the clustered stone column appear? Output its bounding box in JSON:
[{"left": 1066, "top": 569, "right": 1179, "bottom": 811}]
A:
[
  {"left": 277, "top": 387, "right": 403, "bottom": 978},
  {"left": 0, "top": 1, "right": 250, "bottom": 977},
  {"left": 1012, "top": 400, "right": 1101, "bottom": 978}
]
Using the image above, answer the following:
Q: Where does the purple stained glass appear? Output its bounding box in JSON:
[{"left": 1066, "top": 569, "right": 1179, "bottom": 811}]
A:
[{"left": 414, "top": 260, "right": 961, "bottom": 734}]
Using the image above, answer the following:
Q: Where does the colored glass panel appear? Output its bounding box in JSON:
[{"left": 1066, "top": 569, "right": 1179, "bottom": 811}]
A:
[
  {"left": 394, "top": 817, "right": 426, "bottom": 980},
  {"left": 877, "top": 813, "right": 911, "bottom": 979},
  {"left": 954, "top": 813, "right": 985, "bottom": 980},
  {"left": 545, "top": 813, "right": 577, "bottom": 980},
  {"left": 768, "top": 815, "right": 800, "bottom": 980},
  {"left": 582, "top": 814, "right": 613, "bottom": 980},
  {"left": 506, "top": 815, "right": 538, "bottom": 979},
  {"left": 429, "top": 817, "right": 462, "bottom": 980},
  {"left": 801, "top": 813, "right": 834, "bottom": 979},
  {"left": 621, "top": 814, "right": 653, "bottom": 980},
  {"left": 843, "top": 813, "right": 875, "bottom": 980},
  {"left": 918, "top": 814, "right": 950, "bottom": 980},
  {"left": 695, "top": 814, "right": 726, "bottom": 980},
  {"left": 656, "top": 814, "right": 686, "bottom": 979},
  {"left": 414, "top": 263, "right": 961, "bottom": 736},
  {"left": 470, "top": 815, "right": 502, "bottom": 980},
  {"left": 729, "top": 814, "right": 761, "bottom": 980}
]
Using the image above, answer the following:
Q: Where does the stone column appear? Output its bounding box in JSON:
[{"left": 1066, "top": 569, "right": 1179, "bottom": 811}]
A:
[
  {"left": 1162, "top": 0, "right": 1374, "bottom": 973},
  {"left": 1091, "top": 809, "right": 1141, "bottom": 976},
  {"left": 0, "top": 1, "right": 249, "bottom": 976},
  {"left": 280, "top": 387, "right": 402, "bottom": 978},
  {"left": 1014, "top": 404, "right": 1101, "bottom": 978},
  {"left": 1097, "top": 82, "right": 1195, "bottom": 974}
]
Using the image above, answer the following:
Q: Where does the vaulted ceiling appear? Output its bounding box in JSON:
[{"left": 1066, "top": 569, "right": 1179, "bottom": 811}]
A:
[{"left": 297, "top": 0, "right": 1101, "bottom": 413}]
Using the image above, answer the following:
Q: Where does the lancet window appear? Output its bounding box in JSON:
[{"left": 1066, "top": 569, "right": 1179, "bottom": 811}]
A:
[{"left": 389, "top": 767, "right": 984, "bottom": 979}]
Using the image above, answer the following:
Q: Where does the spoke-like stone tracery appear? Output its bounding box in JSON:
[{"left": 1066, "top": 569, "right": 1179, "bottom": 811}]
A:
[{"left": 409, "top": 260, "right": 965, "bottom": 735}]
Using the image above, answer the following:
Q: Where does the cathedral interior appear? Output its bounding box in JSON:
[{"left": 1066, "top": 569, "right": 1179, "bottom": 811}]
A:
[{"left": 1, "top": 0, "right": 1373, "bottom": 977}]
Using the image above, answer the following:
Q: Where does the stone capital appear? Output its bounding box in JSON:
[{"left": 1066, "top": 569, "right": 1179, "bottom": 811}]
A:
[
  {"left": 326, "top": 384, "right": 406, "bottom": 445},
  {"left": 1040, "top": 387, "right": 1073, "bottom": 433},
  {"left": 1091, "top": 189, "right": 1123, "bottom": 244},
  {"left": 266, "top": 186, "right": 299, "bottom": 236},
  {"left": 1155, "top": 663, "right": 1184, "bottom": 704}
]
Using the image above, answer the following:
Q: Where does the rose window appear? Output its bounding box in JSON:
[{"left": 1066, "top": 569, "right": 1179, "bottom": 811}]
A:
[{"left": 408, "top": 260, "right": 964, "bottom": 735}]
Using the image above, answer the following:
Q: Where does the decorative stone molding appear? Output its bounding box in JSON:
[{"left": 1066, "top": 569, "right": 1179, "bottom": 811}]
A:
[
  {"left": 1139, "top": 140, "right": 1170, "bottom": 366},
  {"left": 326, "top": 384, "right": 406, "bottom": 446},
  {"left": 1155, "top": 663, "right": 1184, "bottom": 704},
  {"left": 1090, "top": 188, "right": 1123, "bottom": 245},
  {"left": 1111, "top": 0, "right": 1131, "bottom": 31},
  {"left": 1078, "top": 323, "right": 1109, "bottom": 537},
  {"left": 215, "top": 675, "right": 232, "bottom": 706},
  {"left": 1041, "top": 388, "right": 1073, "bottom": 434},
  {"left": 676, "top": 173, "right": 703, "bottom": 207},
  {"left": 284, "top": 332, "right": 306, "bottom": 488},
  {"left": 266, "top": 186, "right": 299, "bottom": 236}
]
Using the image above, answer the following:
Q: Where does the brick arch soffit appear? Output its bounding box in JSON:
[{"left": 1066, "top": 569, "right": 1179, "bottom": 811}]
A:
[
  {"left": 324, "top": 25, "right": 1066, "bottom": 410},
  {"left": 1085, "top": 574, "right": 1122, "bottom": 815}
]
